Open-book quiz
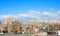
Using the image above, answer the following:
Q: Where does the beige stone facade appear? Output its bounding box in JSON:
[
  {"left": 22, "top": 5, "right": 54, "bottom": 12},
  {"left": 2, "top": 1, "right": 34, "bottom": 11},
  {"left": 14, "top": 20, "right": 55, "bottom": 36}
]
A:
[
  {"left": 0, "top": 18, "right": 22, "bottom": 33},
  {"left": 0, "top": 18, "right": 60, "bottom": 33}
]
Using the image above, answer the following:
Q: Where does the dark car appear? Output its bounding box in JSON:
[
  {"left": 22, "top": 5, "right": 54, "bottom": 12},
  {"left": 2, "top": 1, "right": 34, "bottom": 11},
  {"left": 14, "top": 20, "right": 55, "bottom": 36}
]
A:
[{"left": 47, "top": 30, "right": 57, "bottom": 34}]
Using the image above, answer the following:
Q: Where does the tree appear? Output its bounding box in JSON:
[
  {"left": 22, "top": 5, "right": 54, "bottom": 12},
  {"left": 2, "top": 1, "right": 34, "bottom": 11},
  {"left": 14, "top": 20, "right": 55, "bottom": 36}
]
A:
[
  {"left": 12, "top": 20, "right": 22, "bottom": 34},
  {"left": 47, "top": 25, "right": 52, "bottom": 31}
]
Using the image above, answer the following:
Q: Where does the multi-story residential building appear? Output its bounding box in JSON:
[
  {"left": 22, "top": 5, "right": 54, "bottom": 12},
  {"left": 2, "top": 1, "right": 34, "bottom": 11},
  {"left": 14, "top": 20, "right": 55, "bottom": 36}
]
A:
[{"left": 0, "top": 18, "right": 22, "bottom": 33}]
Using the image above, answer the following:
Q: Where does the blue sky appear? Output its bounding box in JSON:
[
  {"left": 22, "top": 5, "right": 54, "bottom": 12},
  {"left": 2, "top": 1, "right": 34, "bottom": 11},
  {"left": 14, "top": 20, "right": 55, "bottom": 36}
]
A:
[
  {"left": 0, "top": 0, "right": 60, "bottom": 22},
  {"left": 0, "top": 0, "right": 60, "bottom": 15}
]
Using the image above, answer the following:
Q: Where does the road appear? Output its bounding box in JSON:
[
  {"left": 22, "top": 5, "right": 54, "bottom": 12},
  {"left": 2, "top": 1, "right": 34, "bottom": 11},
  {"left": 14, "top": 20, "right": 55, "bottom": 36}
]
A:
[{"left": 0, "top": 33, "right": 59, "bottom": 36}]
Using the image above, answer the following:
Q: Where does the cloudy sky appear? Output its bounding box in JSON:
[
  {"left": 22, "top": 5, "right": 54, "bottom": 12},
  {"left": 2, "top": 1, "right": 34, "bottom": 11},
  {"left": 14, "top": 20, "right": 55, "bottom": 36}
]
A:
[{"left": 0, "top": 0, "right": 60, "bottom": 22}]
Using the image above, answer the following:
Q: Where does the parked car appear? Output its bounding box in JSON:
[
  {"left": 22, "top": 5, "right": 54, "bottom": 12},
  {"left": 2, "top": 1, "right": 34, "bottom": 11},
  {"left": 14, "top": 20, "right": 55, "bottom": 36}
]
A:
[
  {"left": 47, "top": 30, "right": 57, "bottom": 34},
  {"left": 0, "top": 31, "right": 3, "bottom": 34}
]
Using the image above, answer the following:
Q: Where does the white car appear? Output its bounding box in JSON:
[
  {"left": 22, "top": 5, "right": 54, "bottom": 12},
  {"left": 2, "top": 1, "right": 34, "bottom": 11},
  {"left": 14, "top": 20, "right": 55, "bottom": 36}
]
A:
[
  {"left": 58, "top": 30, "right": 60, "bottom": 35},
  {"left": 0, "top": 32, "right": 3, "bottom": 34}
]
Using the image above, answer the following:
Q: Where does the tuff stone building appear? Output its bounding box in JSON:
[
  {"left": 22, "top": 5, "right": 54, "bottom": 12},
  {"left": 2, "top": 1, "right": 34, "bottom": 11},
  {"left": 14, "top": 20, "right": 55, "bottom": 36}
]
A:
[{"left": 0, "top": 18, "right": 22, "bottom": 33}]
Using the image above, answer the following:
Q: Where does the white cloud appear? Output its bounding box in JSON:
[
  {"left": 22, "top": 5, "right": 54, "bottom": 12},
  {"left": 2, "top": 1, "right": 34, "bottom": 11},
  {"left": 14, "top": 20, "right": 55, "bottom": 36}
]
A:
[
  {"left": 1, "top": 14, "right": 17, "bottom": 18},
  {"left": 0, "top": 10, "right": 60, "bottom": 22},
  {"left": 43, "top": 12, "right": 50, "bottom": 15},
  {"left": 18, "top": 14, "right": 29, "bottom": 18}
]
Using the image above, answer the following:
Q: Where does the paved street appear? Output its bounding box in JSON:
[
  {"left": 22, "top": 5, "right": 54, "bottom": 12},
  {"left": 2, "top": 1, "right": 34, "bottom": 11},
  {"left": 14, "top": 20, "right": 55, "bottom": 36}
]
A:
[
  {"left": 0, "top": 33, "right": 59, "bottom": 36},
  {"left": 0, "top": 33, "right": 31, "bottom": 36}
]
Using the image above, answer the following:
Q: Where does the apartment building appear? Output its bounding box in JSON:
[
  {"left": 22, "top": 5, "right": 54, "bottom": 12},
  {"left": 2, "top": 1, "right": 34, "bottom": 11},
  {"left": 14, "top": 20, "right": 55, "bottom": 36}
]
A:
[{"left": 0, "top": 18, "right": 22, "bottom": 33}]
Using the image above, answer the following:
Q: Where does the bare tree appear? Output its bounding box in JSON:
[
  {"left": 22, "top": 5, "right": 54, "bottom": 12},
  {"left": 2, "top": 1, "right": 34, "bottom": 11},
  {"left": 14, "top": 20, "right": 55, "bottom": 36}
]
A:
[{"left": 12, "top": 20, "right": 22, "bottom": 34}]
